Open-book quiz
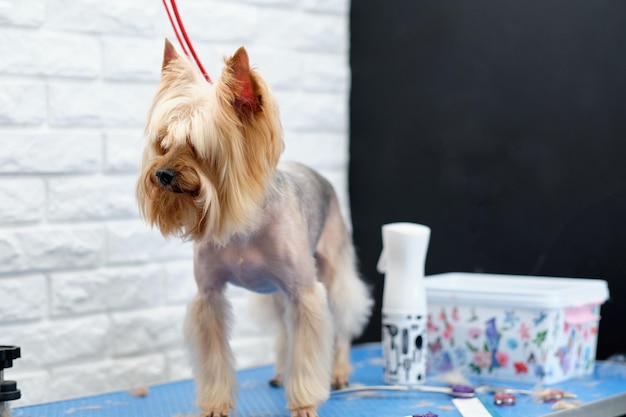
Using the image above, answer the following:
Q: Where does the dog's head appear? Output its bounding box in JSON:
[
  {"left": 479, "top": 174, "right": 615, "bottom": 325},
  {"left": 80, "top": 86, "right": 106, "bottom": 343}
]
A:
[{"left": 136, "top": 40, "right": 284, "bottom": 242}]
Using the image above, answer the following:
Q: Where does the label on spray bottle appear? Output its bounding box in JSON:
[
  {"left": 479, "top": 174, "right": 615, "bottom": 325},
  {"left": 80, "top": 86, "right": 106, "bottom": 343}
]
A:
[{"left": 382, "top": 311, "right": 426, "bottom": 385}]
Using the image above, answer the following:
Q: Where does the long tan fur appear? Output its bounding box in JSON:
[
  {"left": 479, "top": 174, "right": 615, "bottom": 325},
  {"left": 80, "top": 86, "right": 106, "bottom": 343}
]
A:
[{"left": 138, "top": 40, "right": 283, "bottom": 243}]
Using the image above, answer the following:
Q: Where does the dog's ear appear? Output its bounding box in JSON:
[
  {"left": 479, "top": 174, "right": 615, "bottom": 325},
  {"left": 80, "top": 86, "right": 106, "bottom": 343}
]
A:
[
  {"left": 162, "top": 38, "right": 179, "bottom": 72},
  {"left": 226, "top": 47, "right": 261, "bottom": 116}
]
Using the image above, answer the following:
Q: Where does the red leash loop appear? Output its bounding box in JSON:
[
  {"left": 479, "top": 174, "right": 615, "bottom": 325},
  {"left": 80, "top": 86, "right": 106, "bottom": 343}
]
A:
[{"left": 162, "top": 0, "right": 212, "bottom": 83}]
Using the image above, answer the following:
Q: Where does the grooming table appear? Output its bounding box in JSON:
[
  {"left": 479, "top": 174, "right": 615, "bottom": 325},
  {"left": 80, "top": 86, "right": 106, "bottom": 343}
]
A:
[{"left": 12, "top": 344, "right": 626, "bottom": 417}]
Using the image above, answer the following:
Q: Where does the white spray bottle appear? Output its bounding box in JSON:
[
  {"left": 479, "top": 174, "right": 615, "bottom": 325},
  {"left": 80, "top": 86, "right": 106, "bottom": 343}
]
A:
[{"left": 377, "top": 222, "right": 430, "bottom": 385}]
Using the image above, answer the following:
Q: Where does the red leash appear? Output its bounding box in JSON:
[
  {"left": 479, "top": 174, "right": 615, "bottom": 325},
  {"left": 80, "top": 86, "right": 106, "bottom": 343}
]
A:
[{"left": 162, "top": 0, "right": 212, "bottom": 83}]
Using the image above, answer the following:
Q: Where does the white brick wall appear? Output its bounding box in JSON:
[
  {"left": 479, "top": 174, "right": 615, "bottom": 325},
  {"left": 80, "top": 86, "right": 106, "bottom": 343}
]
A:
[{"left": 0, "top": 0, "right": 351, "bottom": 406}]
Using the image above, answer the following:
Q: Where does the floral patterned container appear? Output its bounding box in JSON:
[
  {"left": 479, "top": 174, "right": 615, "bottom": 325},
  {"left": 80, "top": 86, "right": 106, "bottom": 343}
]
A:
[{"left": 424, "top": 273, "right": 609, "bottom": 384}]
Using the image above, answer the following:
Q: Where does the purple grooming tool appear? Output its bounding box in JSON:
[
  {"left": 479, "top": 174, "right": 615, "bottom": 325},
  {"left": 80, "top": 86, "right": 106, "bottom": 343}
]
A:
[{"left": 450, "top": 384, "right": 476, "bottom": 398}]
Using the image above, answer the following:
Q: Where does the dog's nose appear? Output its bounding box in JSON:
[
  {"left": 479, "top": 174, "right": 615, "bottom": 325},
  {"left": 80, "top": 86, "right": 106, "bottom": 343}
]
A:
[{"left": 156, "top": 168, "right": 176, "bottom": 186}]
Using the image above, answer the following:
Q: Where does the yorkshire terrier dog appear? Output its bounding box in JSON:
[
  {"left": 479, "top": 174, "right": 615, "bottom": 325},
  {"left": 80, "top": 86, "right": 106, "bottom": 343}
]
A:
[{"left": 137, "top": 40, "right": 372, "bottom": 417}]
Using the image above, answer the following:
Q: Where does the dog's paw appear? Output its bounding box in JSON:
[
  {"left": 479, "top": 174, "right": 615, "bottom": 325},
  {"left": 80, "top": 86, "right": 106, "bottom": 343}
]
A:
[
  {"left": 331, "top": 372, "right": 350, "bottom": 390},
  {"left": 200, "top": 403, "right": 231, "bottom": 417},
  {"left": 331, "top": 378, "right": 348, "bottom": 390},
  {"left": 269, "top": 373, "right": 283, "bottom": 387},
  {"left": 290, "top": 406, "right": 318, "bottom": 417},
  {"left": 202, "top": 409, "right": 230, "bottom": 417}
]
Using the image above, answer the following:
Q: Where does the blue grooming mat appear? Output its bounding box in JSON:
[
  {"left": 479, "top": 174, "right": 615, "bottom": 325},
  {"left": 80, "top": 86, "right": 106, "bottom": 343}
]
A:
[{"left": 13, "top": 344, "right": 626, "bottom": 417}]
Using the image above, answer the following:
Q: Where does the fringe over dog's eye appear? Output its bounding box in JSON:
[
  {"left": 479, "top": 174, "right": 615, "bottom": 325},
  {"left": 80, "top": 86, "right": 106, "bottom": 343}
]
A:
[{"left": 153, "top": 139, "right": 167, "bottom": 155}]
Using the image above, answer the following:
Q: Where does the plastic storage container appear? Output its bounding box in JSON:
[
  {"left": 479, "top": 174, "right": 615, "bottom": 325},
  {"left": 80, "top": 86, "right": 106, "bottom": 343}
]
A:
[{"left": 424, "top": 273, "right": 609, "bottom": 384}]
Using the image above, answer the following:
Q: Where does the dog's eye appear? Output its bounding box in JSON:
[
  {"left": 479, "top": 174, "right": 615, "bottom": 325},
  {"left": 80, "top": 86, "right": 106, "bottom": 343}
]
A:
[
  {"left": 185, "top": 138, "right": 199, "bottom": 159},
  {"left": 154, "top": 141, "right": 167, "bottom": 155}
]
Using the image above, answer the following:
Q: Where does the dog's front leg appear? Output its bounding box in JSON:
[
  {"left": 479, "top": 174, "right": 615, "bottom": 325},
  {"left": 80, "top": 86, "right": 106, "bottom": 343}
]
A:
[
  {"left": 283, "top": 281, "right": 333, "bottom": 417},
  {"left": 185, "top": 291, "right": 237, "bottom": 417}
]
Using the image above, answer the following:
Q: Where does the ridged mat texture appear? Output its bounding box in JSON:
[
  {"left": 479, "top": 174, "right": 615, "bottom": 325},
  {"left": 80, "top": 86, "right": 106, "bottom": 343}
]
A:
[{"left": 13, "top": 344, "right": 626, "bottom": 417}]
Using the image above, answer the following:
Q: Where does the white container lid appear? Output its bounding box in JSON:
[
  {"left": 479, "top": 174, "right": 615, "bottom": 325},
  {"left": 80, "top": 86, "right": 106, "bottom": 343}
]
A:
[{"left": 424, "top": 272, "right": 609, "bottom": 310}]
